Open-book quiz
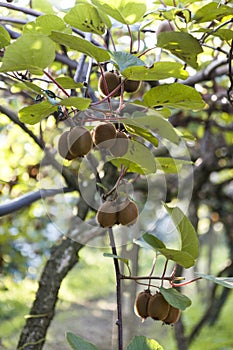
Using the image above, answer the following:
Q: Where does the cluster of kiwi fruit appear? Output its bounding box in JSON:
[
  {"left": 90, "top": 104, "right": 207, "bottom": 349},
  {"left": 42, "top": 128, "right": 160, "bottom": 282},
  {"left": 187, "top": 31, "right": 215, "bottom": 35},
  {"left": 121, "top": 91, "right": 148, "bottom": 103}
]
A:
[
  {"left": 134, "top": 290, "right": 181, "bottom": 325},
  {"left": 98, "top": 71, "right": 141, "bottom": 98},
  {"left": 97, "top": 198, "right": 138, "bottom": 228},
  {"left": 58, "top": 122, "right": 129, "bottom": 160}
]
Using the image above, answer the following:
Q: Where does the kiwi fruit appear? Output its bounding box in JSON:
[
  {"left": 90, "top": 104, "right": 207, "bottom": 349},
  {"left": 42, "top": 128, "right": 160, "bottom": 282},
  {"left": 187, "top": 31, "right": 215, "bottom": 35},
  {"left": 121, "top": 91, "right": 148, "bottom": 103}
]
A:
[
  {"left": 98, "top": 71, "right": 121, "bottom": 97},
  {"left": 96, "top": 200, "right": 118, "bottom": 228},
  {"left": 68, "top": 126, "right": 92, "bottom": 157},
  {"left": 157, "top": 20, "right": 175, "bottom": 35},
  {"left": 163, "top": 306, "right": 181, "bottom": 325},
  {"left": 58, "top": 131, "right": 76, "bottom": 160},
  {"left": 148, "top": 292, "right": 170, "bottom": 321},
  {"left": 117, "top": 199, "right": 138, "bottom": 226},
  {"left": 124, "top": 79, "right": 141, "bottom": 93},
  {"left": 93, "top": 122, "right": 117, "bottom": 149},
  {"left": 110, "top": 131, "right": 129, "bottom": 157},
  {"left": 134, "top": 290, "right": 151, "bottom": 321}
]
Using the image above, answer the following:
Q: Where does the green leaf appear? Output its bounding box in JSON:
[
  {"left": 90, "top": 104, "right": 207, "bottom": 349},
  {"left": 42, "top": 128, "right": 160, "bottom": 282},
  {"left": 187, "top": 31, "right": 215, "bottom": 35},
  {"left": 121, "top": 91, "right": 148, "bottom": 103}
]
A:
[
  {"left": 123, "top": 112, "right": 179, "bottom": 144},
  {"left": 64, "top": 3, "right": 109, "bottom": 35},
  {"left": 66, "top": 332, "right": 99, "bottom": 350},
  {"left": 20, "top": 82, "right": 43, "bottom": 95},
  {"left": 50, "top": 31, "right": 110, "bottom": 62},
  {"left": 127, "top": 336, "right": 164, "bottom": 350},
  {"left": 0, "top": 25, "right": 11, "bottom": 49},
  {"left": 91, "top": 0, "right": 147, "bottom": 24},
  {"left": 155, "top": 158, "right": 193, "bottom": 174},
  {"left": 195, "top": 273, "right": 233, "bottom": 289},
  {"left": 160, "top": 287, "right": 192, "bottom": 310},
  {"left": 55, "top": 77, "right": 83, "bottom": 89},
  {"left": 157, "top": 32, "right": 203, "bottom": 68},
  {"left": 143, "top": 233, "right": 166, "bottom": 249},
  {"left": 156, "top": 248, "right": 195, "bottom": 268},
  {"left": 110, "top": 51, "right": 145, "bottom": 72},
  {"left": 194, "top": 3, "right": 233, "bottom": 23},
  {"left": 18, "top": 101, "right": 57, "bottom": 125},
  {"left": 0, "top": 34, "right": 56, "bottom": 74},
  {"left": 60, "top": 97, "right": 91, "bottom": 110},
  {"left": 107, "top": 140, "right": 156, "bottom": 175},
  {"left": 122, "top": 62, "right": 189, "bottom": 81},
  {"left": 164, "top": 204, "right": 198, "bottom": 260},
  {"left": 32, "top": 0, "right": 54, "bottom": 14},
  {"left": 143, "top": 83, "right": 205, "bottom": 110},
  {"left": 123, "top": 119, "right": 158, "bottom": 147},
  {"left": 23, "top": 15, "right": 71, "bottom": 35}
]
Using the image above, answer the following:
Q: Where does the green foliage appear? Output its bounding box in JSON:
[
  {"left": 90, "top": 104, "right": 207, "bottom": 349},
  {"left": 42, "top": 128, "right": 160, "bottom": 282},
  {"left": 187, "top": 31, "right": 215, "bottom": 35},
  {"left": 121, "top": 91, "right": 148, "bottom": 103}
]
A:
[
  {"left": 159, "top": 287, "right": 191, "bottom": 311},
  {"left": 143, "top": 83, "right": 205, "bottom": 110},
  {"left": 18, "top": 102, "right": 57, "bottom": 125},
  {"left": 122, "top": 62, "right": 189, "bottom": 81},
  {"left": 196, "top": 274, "right": 233, "bottom": 289},
  {"left": 111, "top": 51, "right": 145, "bottom": 72},
  {"left": 23, "top": 14, "right": 71, "bottom": 35},
  {"left": 108, "top": 140, "right": 156, "bottom": 175},
  {"left": 143, "top": 205, "right": 198, "bottom": 268},
  {"left": 66, "top": 332, "right": 99, "bottom": 350},
  {"left": 50, "top": 31, "right": 110, "bottom": 62},
  {"left": 64, "top": 3, "right": 111, "bottom": 35},
  {"left": 157, "top": 32, "right": 203, "bottom": 69},
  {"left": 127, "top": 336, "right": 164, "bottom": 350},
  {"left": 0, "top": 25, "right": 10, "bottom": 49},
  {"left": 193, "top": 3, "right": 233, "bottom": 23},
  {"left": 91, "top": 0, "right": 147, "bottom": 24},
  {"left": 0, "top": 34, "right": 56, "bottom": 74}
]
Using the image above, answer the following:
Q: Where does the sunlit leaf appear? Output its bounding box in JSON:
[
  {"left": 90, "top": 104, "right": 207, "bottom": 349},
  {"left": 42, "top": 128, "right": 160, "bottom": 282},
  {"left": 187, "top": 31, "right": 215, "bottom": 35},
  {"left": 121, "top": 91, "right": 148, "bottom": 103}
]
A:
[
  {"left": 23, "top": 15, "right": 71, "bottom": 35},
  {"left": 123, "top": 120, "right": 159, "bottom": 147},
  {"left": 160, "top": 287, "right": 192, "bottom": 310},
  {"left": 0, "top": 34, "right": 56, "bottom": 74},
  {"left": 64, "top": 3, "right": 110, "bottom": 35},
  {"left": 122, "top": 62, "right": 189, "bottom": 81},
  {"left": 18, "top": 101, "right": 57, "bottom": 125},
  {"left": 107, "top": 140, "right": 156, "bottom": 175},
  {"left": 55, "top": 77, "right": 83, "bottom": 89},
  {"left": 66, "top": 332, "right": 99, "bottom": 350},
  {"left": 60, "top": 97, "right": 91, "bottom": 110},
  {"left": 164, "top": 204, "right": 198, "bottom": 260},
  {"left": 143, "top": 83, "right": 205, "bottom": 110},
  {"left": 50, "top": 31, "right": 110, "bottom": 62},
  {"left": 0, "top": 25, "right": 10, "bottom": 49},
  {"left": 127, "top": 336, "right": 164, "bottom": 350},
  {"left": 157, "top": 32, "right": 202, "bottom": 68},
  {"left": 91, "top": 0, "right": 147, "bottom": 24},
  {"left": 193, "top": 3, "right": 233, "bottom": 23},
  {"left": 155, "top": 158, "right": 193, "bottom": 174},
  {"left": 32, "top": 0, "right": 54, "bottom": 13}
]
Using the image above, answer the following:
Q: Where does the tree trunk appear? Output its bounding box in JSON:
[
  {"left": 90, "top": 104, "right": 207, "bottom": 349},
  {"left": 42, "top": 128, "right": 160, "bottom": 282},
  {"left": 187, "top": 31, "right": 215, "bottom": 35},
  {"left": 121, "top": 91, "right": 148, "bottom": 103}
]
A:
[{"left": 17, "top": 237, "right": 82, "bottom": 350}]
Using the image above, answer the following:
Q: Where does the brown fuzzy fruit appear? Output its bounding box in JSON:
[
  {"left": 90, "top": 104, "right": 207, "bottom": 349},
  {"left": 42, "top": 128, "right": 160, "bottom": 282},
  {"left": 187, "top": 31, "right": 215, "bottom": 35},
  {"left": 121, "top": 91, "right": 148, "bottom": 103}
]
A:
[
  {"left": 163, "top": 306, "right": 181, "bottom": 325},
  {"left": 124, "top": 79, "right": 141, "bottom": 93},
  {"left": 93, "top": 123, "right": 117, "bottom": 149},
  {"left": 98, "top": 71, "right": 121, "bottom": 97},
  {"left": 96, "top": 200, "right": 118, "bottom": 228},
  {"left": 68, "top": 126, "right": 92, "bottom": 157},
  {"left": 157, "top": 20, "right": 175, "bottom": 35},
  {"left": 148, "top": 293, "right": 170, "bottom": 321},
  {"left": 110, "top": 131, "right": 129, "bottom": 157},
  {"left": 134, "top": 290, "right": 151, "bottom": 321},
  {"left": 117, "top": 199, "right": 138, "bottom": 226},
  {"left": 58, "top": 131, "right": 76, "bottom": 160}
]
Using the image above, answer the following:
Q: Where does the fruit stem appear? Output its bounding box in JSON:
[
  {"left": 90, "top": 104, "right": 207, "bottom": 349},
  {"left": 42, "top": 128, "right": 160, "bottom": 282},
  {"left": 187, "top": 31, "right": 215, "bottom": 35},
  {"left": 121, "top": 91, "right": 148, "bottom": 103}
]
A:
[
  {"left": 103, "top": 166, "right": 127, "bottom": 200},
  {"left": 43, "top": 70, "right": 70, "bottom": 97},
  {"left": 148, "top": 254, "right": 157, "bottom": 289},
  {"left": 108, "top": 228, "right": 123, "bottom": 350},
  {"left": 160, "top": 258, "right": 169, "bottom": 287},
  {"left": 170, "top": 276, "right": 202, "bottom": 287}
]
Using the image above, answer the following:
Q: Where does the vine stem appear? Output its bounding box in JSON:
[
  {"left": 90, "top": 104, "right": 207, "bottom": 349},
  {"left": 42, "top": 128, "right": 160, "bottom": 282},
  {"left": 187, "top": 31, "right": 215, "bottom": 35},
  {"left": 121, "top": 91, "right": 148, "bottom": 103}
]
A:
[
  {"left": 108, "top": 228, "right": 123, "bottom": 350},
  {"left": 43, "top": 70, "right": 70, "bottom": 97}
]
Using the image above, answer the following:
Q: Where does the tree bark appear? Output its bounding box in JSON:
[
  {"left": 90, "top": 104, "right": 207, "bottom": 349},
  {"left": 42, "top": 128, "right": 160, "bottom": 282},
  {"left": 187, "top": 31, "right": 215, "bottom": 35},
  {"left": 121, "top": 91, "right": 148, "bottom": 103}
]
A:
[{"left": 17, "top": 237, "right": 83, "bottom": 350}]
